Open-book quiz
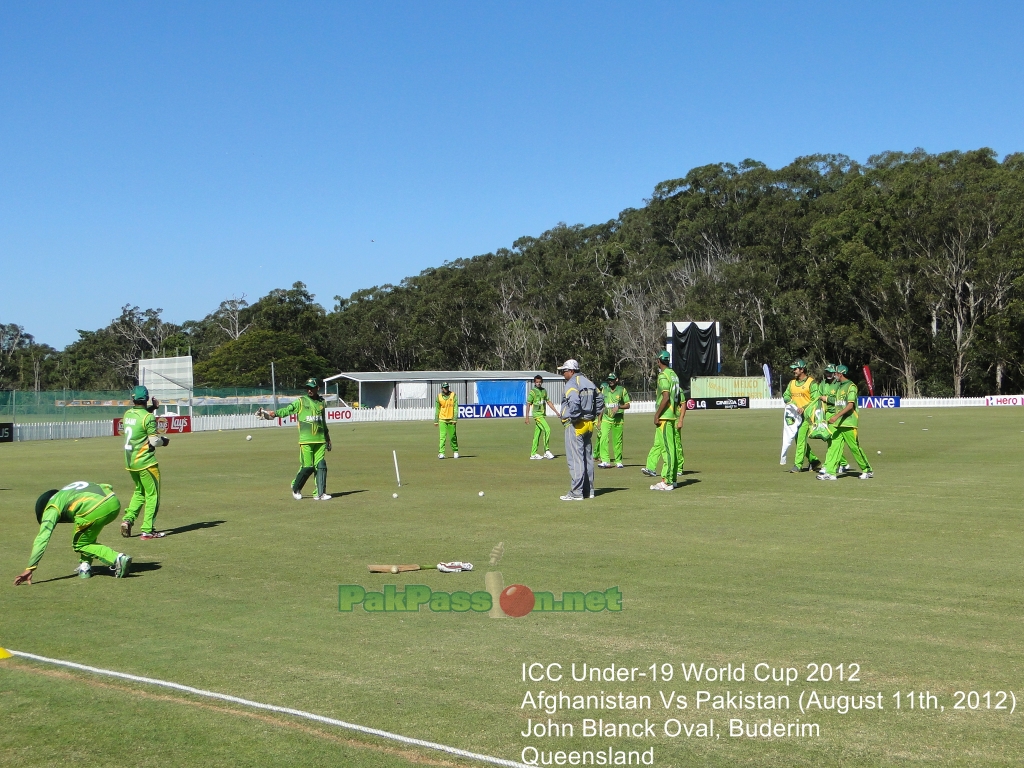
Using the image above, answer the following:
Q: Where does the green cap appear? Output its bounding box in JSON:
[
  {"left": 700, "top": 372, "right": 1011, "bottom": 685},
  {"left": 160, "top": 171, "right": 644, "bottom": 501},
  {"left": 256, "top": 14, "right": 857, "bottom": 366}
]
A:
[
  {"left": 824, "top": 364, "right": 836, "bottom": 373},
  {"left": 835, "top": 364, "right": 849, "bottom": 375},
  {"left": 132, "top": 385, "right": 149, "bottom": 402},
  {"left": 441, "top": 382, "right": 450, "bottom": 388},
  {"left": 304, "top": 378, "right": 319, "bottom": 389},
  {"left": 658, "top": 350, "right": 670, "bottom": 362},
  {"left": 789, "top": 359, "right": 807, "bottom": 369},
  {"left": 607, "top": 373, "right": 618, "bottom": 381},
  {"left": 35, "top": 489, "right": 58, "bottom": 524}
]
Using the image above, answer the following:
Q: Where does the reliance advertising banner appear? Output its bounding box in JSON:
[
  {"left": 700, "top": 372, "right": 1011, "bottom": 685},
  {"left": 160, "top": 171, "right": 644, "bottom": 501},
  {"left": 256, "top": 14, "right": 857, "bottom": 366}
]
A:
[
  {"left": 114, "top": 415, "right": 192, "bottom": 435},
  {"left": 458, "top": 404, "right": 524, "bottom": 419},
  {"left": 858, "top": 396, "right": 901, "bottom": 408}
]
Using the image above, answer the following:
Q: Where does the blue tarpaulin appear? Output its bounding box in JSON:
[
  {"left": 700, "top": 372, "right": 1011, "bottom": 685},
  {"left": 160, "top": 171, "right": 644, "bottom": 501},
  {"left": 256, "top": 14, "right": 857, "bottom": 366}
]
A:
[{"left": 476, "top": 380, "right": 526, "bottom": 405}]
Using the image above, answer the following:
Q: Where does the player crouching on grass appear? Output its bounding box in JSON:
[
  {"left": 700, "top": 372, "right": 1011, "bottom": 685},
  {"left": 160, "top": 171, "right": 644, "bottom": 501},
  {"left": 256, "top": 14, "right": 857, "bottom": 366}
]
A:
[
  {"left": 525, "top": 375, "right": 555, "bottom": 460},
  {"left": 15, "top": 482, "right": 132, "bottom": 585},
  {"left": 257, "top": 377, "right": 333, "bottom": 500},
  {"left": 120, "top": 385, "right": 170, "bottom": 540}
]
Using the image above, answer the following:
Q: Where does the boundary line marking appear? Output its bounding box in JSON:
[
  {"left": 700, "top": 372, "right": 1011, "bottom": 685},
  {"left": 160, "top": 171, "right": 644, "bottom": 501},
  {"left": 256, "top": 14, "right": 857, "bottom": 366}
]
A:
[{"left": 6, "top": 649, "right": 529, "bottom": 768}]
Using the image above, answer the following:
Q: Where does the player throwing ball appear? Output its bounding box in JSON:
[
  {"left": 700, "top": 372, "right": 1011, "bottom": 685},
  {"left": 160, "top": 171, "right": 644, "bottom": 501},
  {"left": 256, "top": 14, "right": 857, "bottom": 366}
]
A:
[
  {"left": 120, "top": 386, "right": 171, "bottom": 539},
  {"left": 257, "top": 377, "right": 333, "bottom": 500},
  {"left": 15, "top": 481, "right": 132, "bottom": 584},
  {"left": 525, "top": 375, "right": 556, "bottom": 460}
]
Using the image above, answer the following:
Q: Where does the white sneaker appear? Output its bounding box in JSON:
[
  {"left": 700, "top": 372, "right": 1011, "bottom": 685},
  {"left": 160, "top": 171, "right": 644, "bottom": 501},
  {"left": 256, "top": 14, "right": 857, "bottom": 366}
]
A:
[
  {"left": 559, "top": 494, "right": 583, "bottom": 501},
  {"left": 816, "top": 473, "right": 838, "bottom": 481},
  {"left": 292, "top": 490, "right": 303, "bottom": 500},
  {"left": 650, "top": 481, "right": 675, "bottom": 491},
  {"left": 597, "top": 462, "right": 612, "bottom": 469},
  {"left": 77, "top": 562, "right": 92, "bottom": 579},
  {"left": 589, "top": 490, "right": 596, "bottom": 498},
  {"left": 616, "top": 463, "right": 624, "bottom": 468},
  {"left": 453, "top": 452, "right": 459, "bottom": 459},
  {"left": 314, "top": 493, "right": 332, "bottom": 500},
  {"left": 530, "top": 454, "right": 542, "bottom": 460},
  {"left": 859, "top": 472, "right": 873, "bottom": 480},
  {"left": 543, "top": 451, "right": 555, "bottom": 459},
  {"left": 438, "top": 453, "right": 445, "bottom": 459}
]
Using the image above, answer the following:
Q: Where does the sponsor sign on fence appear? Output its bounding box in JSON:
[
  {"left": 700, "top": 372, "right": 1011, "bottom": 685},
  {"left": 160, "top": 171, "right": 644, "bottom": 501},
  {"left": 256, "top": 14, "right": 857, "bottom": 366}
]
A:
[
  {"left": 686, "top": 397, "right": 749, "bottom": 410},
  {"left": 0, "top": 423, "right": 13, "bottom": 443},
  {"left": 114, "top": 415, "right": 192, "bottom": 435},
  {"left": 276, "top": 407, "right": 355, "bottom": 427},
  {"left": 458, "top": 404, "right": 524, "bottom": 419},
  {"left": 985, "top": 395, "right": 1024, "bottom": 406},
  {"left": 858, "top": 396, "right": 901, "bottom": 408}
]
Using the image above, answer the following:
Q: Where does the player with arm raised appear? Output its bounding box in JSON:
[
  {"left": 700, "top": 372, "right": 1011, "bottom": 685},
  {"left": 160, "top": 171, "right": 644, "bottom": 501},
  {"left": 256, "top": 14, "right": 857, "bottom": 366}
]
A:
[
  {"left": 257, "top": 377, "right": 333, "bottom": 500},
  {"left": 120, "top": 386, "right": 170, "bottom": 540},
  {"left": 15, "top": 481, "right": 132, "bottom": 584}
]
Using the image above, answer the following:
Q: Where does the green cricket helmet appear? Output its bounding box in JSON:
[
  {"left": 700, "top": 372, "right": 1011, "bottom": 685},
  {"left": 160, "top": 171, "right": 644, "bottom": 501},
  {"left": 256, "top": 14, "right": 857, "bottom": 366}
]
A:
[
  {"left": 824, "top": 364, "right": 836, "bottom": 373},
  {"left": 441, "top": 382, "right": 450, "bottom": 389},
  {"left": 658, "top": 350, "right": 670, "bottom": 363},
  {"left": 835, "top": 364, "right": 849, "bottom": 375},
  {"left": 132, "top": 385, "right": 149, "bottom": 402},
  {"left": 304, "top": 377, "right": 320, "bottom": 390},
  {"left": 35, "top": 490, "right": 58, "bottom": 524},
  {"left": 789, "top": 359, "right": 807, "bottom": 370},
  {"left": 607, "top": 373, "right": 618, "bottom": 381}
]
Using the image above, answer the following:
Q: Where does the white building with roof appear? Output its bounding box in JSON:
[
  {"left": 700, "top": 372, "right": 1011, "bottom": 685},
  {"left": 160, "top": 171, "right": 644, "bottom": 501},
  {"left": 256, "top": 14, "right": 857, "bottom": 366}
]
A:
[{"left": 324, "top": 371, "right": 564, "bottom": 410}]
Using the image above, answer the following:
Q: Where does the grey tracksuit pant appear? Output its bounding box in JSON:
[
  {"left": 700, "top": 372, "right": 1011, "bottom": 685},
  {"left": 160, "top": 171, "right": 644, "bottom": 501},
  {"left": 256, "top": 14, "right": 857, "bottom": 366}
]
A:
[{"left": 565, "top": 423, "right": 595, "bottom": 498}]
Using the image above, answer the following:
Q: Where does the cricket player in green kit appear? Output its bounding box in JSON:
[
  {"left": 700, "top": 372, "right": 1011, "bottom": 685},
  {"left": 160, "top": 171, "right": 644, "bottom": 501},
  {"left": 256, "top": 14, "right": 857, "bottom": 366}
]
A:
[
  {"left": 525, "top": 375, "right": 556, "bottom": 459},
  {"left": 646, "top": 351, "right": 683, "bottom": 491},
  {"left": 258, "top": 378, "right": 333, "bottom": 499},
  {"left": 597, "top": 373, "right": 631, "bottom": 468},
  {"left": 818, "top": 365, "right": 874, "bottom": 480},
  {"left": 15, "top": 481, "right": 132, "bottom": 584},
  {"left": 120, "top": 386, "right": 170, "bottom": 540},
  {"left": 435, "top": 383, "right": 459, "bottom": 458}
]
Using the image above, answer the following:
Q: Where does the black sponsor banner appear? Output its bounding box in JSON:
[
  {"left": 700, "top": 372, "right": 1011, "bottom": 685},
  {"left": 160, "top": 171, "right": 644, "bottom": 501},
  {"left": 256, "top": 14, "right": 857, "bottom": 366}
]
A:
[
  {"left": 685, "top": 397, "right": 749, "bottom": 411},
  {"left": 0, "top": 423, "right": 13, "bottom": 442}
]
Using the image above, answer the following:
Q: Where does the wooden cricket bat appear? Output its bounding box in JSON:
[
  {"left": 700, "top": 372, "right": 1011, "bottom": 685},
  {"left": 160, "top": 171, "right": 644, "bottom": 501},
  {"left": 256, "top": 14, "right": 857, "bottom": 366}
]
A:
[{"left": 367, "top": 564, "right": 423, "bottom": 573}]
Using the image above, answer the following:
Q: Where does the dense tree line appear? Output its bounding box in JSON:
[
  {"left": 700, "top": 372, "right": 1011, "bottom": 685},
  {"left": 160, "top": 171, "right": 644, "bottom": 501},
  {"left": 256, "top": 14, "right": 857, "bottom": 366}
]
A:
[{"left": 3, "top": 149, "right": 1022, "bottom": 397}]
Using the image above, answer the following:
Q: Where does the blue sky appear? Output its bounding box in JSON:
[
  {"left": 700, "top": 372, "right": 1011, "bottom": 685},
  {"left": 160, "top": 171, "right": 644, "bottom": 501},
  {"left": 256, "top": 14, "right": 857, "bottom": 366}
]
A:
[{"left": 2, "top": 1, "right": 1022, "bottom": 348}]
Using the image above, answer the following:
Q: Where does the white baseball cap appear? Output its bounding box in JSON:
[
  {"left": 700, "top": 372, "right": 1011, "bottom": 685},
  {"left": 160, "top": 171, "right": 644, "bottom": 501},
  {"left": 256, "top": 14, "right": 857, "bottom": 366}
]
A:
[{"left": 557, "top": 359, "right": 580, "bottom": 372}]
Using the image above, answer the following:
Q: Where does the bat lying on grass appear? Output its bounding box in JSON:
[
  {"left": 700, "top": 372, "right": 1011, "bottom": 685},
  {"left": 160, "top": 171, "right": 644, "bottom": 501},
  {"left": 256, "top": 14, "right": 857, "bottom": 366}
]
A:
[{"left": 368, "top": 562, "right": 473, "bottom": 574}]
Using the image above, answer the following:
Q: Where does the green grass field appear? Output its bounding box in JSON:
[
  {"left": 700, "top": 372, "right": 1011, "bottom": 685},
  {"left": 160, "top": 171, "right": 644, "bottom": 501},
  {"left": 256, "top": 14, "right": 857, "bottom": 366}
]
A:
[{"left": 2, "top": 408, "right": 1022, "bottom": 767}]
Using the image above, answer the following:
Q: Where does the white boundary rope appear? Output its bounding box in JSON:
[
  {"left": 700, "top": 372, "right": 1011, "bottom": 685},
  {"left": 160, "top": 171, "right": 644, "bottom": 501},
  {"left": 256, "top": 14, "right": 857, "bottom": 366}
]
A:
[{"left": 7, "top": 649, "right": 529, "bottom": 768}]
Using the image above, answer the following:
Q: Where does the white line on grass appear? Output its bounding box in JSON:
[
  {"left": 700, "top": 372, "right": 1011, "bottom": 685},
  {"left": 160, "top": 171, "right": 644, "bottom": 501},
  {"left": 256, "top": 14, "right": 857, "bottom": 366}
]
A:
[{"left": 7, "top": 649, "right": 530, "bottom": 768}]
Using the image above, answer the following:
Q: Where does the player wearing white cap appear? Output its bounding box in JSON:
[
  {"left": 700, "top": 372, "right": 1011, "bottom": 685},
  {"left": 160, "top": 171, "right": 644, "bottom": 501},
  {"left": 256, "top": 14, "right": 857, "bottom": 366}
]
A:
[{"left": 556, "top": 360, "right": 604, "bottom": 501}]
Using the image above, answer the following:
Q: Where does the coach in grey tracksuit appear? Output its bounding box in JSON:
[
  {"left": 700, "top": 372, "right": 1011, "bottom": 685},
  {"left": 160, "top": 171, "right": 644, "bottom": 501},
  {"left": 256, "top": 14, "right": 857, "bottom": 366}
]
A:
[{"left": 557, "top": 359, "right": 604, "bottom": 501}]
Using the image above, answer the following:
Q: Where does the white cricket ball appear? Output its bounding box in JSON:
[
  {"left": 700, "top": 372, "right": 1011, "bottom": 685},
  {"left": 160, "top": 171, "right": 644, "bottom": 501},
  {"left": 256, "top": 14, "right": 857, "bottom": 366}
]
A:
[
  {"left": 246, "top": 435, "right": 252, "bottom": 441},
  {"left": 478, "top": 491, "right": 485, "bottom": 497},
  {"left": 877, "top": 450, "right": 881, "bottom": 454},
  {"left": 390, "top": 565, "right": 398, "bottom": 573},
  {"left": 392, "top": 493, "right": 398, "bottom": 499}
]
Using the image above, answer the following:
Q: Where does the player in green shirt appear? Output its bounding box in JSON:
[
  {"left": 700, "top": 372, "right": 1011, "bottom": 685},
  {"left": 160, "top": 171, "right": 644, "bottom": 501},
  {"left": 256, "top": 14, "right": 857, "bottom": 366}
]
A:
[
  {"left": 258, "top": 377, "right": 333, "bottom": 499},
  {"left": 782, "top": 359, "right": 822, "bottom": 473},
  {"left": 813, "top": 364, "right": 851, "bottom": 477},
  {"left": 818, "top": 365, "right": 873, "bottom": 480},
  {"left": 525, "top": 376, "right": 556, "bottom": 459},
  {"left": 435, "top": 383, "right": 459, "bottom": 458},
  {"left": 120, "top": 386, "right": 171, "bottom": 540},
  {"left": 596, "top": 373, "right": 631, "bottom": 468},
  {"left": 14, "top": 481, "right": 132, "bottom": 584},
  {"left": 645, "top": 351, "right": 684, "bottom": 491}
]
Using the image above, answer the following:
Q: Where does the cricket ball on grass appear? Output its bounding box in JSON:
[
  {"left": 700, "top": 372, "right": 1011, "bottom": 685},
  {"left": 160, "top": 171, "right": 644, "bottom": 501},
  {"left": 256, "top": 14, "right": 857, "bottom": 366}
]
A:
[{"left": 500, "top": 585, "right": 535, "bottom": 618}]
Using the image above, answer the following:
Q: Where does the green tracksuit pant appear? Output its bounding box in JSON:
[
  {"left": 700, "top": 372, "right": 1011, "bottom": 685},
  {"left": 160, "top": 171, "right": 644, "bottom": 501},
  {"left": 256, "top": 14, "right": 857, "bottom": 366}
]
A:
[
  {"left": 123, "top": 465, "right": 161, "bottom": 534},
  {"left": 75, "top": 496, "right": 122, "bottom": 566},
  {"left": 825, "top": 427, "right": 872, "bottom": 475},
  {"left": 531, "top": 416, "right": 551, "bottom": 454},
  {"left": 438, "top": 420, "right": 459, "bottom": 454},
  {"left": 794, "top": 419, "right": 819, "bottom": 467},
  {"left": 293, "top": 442, "right": 328, "bottom": 496},
  {"left": 599, "top": 418, "right": 624, "bottom": 463},
  {"left": 646, "top": 420, "right": 682, "bottom": 482}
]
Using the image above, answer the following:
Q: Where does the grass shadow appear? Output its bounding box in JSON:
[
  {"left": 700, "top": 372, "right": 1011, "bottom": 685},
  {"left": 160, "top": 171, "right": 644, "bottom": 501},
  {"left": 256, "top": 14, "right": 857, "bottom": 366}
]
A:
[{"left": 163, "top": 520, "right": 227, "bottom": 536}]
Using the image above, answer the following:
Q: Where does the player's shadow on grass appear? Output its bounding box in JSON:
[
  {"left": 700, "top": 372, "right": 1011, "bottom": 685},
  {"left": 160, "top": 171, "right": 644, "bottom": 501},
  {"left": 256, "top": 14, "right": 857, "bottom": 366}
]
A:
[
  {"left": 678, "top": 470, "right": 700, "bottom": 476},
  {"left": 331, "top": 489, "right": 369, "bottom": 498},
  {"left": 34, "top": 561, "right": 162, "bottom": 583},
  {"left": 163, "top": 520, "right": 227, "bottom": 536},
  {"left": 594, "top": 487, "right": 629, "bottom": 496},
  {"left": 673, "top": 478, "right": 701, "bottom": 488}
]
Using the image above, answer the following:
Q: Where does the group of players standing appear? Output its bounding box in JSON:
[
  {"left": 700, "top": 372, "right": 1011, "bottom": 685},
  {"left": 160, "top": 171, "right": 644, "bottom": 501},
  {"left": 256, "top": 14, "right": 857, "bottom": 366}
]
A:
[{"left": 782, "top": 359, "right": 874, "bottom": 480}]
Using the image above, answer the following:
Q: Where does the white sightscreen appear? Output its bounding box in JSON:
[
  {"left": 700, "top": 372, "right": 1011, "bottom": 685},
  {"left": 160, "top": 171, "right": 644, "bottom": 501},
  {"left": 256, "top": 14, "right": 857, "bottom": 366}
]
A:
[{"left": 138, "top": 356, "right": 194, "bottom": 401}]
